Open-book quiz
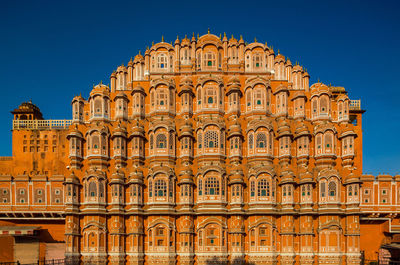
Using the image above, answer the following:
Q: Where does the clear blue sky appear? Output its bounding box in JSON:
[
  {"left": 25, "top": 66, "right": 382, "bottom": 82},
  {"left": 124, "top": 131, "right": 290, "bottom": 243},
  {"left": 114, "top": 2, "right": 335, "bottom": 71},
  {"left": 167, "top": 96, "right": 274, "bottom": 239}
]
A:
[{"left": 0, "top": 0, "right": 399, "bottom": 175}]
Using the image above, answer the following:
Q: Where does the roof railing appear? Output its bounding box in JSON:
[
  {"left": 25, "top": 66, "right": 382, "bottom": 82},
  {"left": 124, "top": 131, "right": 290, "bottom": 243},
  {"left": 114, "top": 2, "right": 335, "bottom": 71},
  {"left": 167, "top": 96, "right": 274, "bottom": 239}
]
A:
[
  {"left": 12, "top": 120, "right": 72, "bottom": 130},
  {"left": 349, "top": 100, "right": 361, "bottom": 110}
]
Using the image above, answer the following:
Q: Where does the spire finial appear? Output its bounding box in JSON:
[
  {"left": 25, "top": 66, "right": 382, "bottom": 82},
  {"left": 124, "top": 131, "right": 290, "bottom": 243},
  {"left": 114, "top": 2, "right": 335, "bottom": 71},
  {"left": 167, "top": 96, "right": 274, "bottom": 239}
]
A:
[
  {"left": 192, "top": 32, "right": 195, "bottom": 38},
  {"left": 161, "top": 35, "right": 164, "bottom": 42},
  {"left": 254, "top": 37, "right": 257, "bottom": 42},
  {"left": 224, "top": 32, "right": 226, "bottom": 37},
  {"left": 240, "top": 35, "right": 243, "bottom": 40},
  {"left": 219, "top": 33, "right": 221, "bottom": 39},
  {"left": 278, "top": 49, "right": 280, "bottom": 54},
  {"left": 208, "top": 28, "right": 210, "bottom": 34},
  {"left": 197, "top": 33, "right": 199, "bottom": 39},
  {"left": 138, "top": 50, "right": 141, "bottom": 55},
  {"left": 152, "top": 41, "right": 154, "bottom": 46}
]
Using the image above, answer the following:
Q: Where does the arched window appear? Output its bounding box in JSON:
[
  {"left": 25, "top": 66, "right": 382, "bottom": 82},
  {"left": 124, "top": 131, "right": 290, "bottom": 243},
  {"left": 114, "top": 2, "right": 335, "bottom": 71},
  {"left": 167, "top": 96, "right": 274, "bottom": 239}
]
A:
[
  {"left": 204, "top": 52, "right": 216, "bottom": 68},
  {"left": 312, "top": 98, "right": 318, "bottom": 118},
  {"left": 198, "top": 131, "right": 203, "bottom": 149},
  {"left": 149, "top": 180, "right": 153, "bottom": 197},
  {"left": 253, "top": 53, "right": 262, "bottom": 69},
  {"left": 324, "top": 132, "right": 334, "bottom": 154},
  {"left": 150, "top": 134, "right": 154, "bottom": 150},
  {"left": 157, "top": 53, "right": 168, "bottom": 69},
  {"left": 197, "top": 88, "right": 202, "bottom": 106},
  {"left": 246, "top": 90, "right": 252, "bottom": 110},
  {"left": 156, "top": 134, "right": 167, "bottom": 149},
  {"left": 205, "top": 87, "right": 217, "bottom": 106},
  {"left": 204, "top": 131, "right": 219, "bottom": 148},
  {"left": 89, "top": 181, "right": 97, "bottom": 197},
  {"left": 157, "top": 88, "right": 168, "bottom": 107},
  {"left": 249, "top": 134, "right": 254, "bottom": 149},
  {"left": 320, "top": 96, "right": 329, "bottom": 116},
  {"left": 250, "top": 180, "right": 255, "bottom": 197},
  {"left": 155, "top": 179, "right": 167, "bottom": 197},
  {"left": 253, "top": 88, "right": 264, "bottom": 108},
  {"left": 328, "top": 181, "right": 336, "bottom": 197},
  {"left": 320, "top": 181, "right": 326, "bottom": 198},
  {"left": 205, "top": 177, "right": 220, "bottom": 195},
  {"left": 258, "top": 179, "right": 269, "bottom": 197},
  {"left": 94, "top": 98, "right": 102, "bottom": 116},
  {"left": 256, "top": 133, "right": 267, "bottom": 148},
  {"left": 198, "top": 179, "right": 203, "bottom": 196}
]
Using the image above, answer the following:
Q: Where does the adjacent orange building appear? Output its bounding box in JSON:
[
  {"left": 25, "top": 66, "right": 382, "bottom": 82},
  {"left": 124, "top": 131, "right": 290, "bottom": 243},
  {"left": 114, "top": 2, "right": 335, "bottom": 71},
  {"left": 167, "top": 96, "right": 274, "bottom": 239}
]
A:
[{"left": 0, "top": 32, "right": 399, "bottom": 265}]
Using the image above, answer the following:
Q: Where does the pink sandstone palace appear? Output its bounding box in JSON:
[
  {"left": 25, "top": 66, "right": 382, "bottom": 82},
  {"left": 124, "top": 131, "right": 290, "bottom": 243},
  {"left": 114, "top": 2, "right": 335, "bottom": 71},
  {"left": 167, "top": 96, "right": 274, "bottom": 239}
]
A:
[{"left": 0, "top": 31, "right": 399, "bottom": 265}]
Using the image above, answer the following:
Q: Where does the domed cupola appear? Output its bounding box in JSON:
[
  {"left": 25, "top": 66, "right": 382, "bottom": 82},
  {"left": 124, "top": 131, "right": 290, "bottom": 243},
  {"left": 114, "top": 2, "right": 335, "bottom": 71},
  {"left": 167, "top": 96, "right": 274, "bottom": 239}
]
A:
[
  {"left": 277, "top": 119, "right": 291, "bottom": 138},
  {"left": 178, "top": 165, "right": 194, "bottom": 186},
  {"left": 294, "top": 122, "right": 310, "bottom": 138},
  {"left": 226, "top": 76, "right": 241, "bottom": 96},
  {"left": 227, "top": 119, "right": 242, "bottom": 139},
  {"left": 178, "top": 120, "right": 194, "bottom": 139}
]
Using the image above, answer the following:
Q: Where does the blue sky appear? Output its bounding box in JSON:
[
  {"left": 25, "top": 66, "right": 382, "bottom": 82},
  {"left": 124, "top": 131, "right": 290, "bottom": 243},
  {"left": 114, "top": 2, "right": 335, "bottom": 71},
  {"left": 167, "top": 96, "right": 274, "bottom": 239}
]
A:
[{"left": 0, "top": 0, "right": 399, "bottom": 175}]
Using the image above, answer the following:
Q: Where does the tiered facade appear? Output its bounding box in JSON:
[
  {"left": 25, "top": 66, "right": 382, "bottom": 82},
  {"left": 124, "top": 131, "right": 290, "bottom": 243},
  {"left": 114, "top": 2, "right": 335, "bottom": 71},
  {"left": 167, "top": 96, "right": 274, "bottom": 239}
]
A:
[{"left": 0, "top": 32, "right": 399, "bottom": 265}]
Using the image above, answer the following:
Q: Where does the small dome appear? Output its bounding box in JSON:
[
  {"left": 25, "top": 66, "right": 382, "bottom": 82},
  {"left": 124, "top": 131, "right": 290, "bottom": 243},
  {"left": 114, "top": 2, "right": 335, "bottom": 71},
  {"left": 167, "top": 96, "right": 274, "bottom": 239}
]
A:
[
  {"left": 228, "top": 120, "right": 242, "bottom": 138},
  {"left": 294, "top": 122, "right": 310, "bottom": 138},
  {"left": 134, "top": 53, "right": 144, "bottom": 62},
  {"left": 129, "top": 170, "right": 144, "bottom": 184},
  {"left": 130, "top": 122, "right": 145, "bottom": 138},
  {"left": 277, "top": 119, "right": 291, "bottom": 137},
  {"left": 132, "top": 85, "right": 146, "bottom": 95},
  {"left": 293, "top": 64, "right": 303, "bottom": 72},
  {"left": 179, "top": 121, "right": 194, "bottom": 138},
  {"left": 117, "top": 65, "right": 127, "bottom": 72}
]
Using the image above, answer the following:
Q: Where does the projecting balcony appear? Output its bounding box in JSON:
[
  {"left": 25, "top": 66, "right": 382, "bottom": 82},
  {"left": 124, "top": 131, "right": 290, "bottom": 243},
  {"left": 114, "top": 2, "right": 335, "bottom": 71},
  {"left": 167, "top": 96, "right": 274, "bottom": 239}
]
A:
[
  {"left": 349, "top": 100, "right": 361, "bottom": 110},
  {"left": 12, "top": 119, "right": 72, "bottom": 130}
]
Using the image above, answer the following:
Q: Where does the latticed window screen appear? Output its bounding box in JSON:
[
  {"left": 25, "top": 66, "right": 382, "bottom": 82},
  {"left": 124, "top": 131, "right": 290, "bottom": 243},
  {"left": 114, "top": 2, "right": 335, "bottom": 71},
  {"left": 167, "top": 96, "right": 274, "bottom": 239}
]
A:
[
  {"left": 258, "top": 179, "right": 270, "bottom": 197},
  {"left": 256, "top": 133, "right": 267, "bottom": 148},
  {"left": 150, "top": 135, "right": 154, "bottom": 149},
  {"left": 249, "top": 134, "right": 254, "bottom": 149},
  {"left": 204, "top": 52, "right": 216, "bottom": 67},
  {"left": 157, "top": 89, "right": 167, "bottom": 106},
  {"left": 205, "top": 177, "right": 220, "bottom": 195},
  {"left": 156, "top": 134, "right": 167, "bottom": 148},
  {"left": 198, "top": 179, "right": 203, "bottom": 195},
  {"left": 254, "top": 89, "right": 263, "bottom": 106},
  {"left": 157, "top": 54, "right": 167, "bottom": 69},
  {"left": 198, "top": 132, "right": 202, "bottom": 148},
  {"left": 328, "top": 181, "right": 336, "bottom": 197},
  {"left": 253, "top": 53, "right": 262, "bottom": 67},
  {"left": 169, "top": 133, "right": 174, "bottom": 149},
  {"left": 155, "top": 179, "right": 167, "bottom": 197},
  {"left": 321, "top": 182, "right": 326, "bottom": 197},
  {"left": 251, "top": 180, "right": 255, "bottom": 197},
  {"left": 204, "top": 131, "right": 218, "bottom": 148},
  {"left": 89, "top": 182, "right": 96, "bottom": 197}
]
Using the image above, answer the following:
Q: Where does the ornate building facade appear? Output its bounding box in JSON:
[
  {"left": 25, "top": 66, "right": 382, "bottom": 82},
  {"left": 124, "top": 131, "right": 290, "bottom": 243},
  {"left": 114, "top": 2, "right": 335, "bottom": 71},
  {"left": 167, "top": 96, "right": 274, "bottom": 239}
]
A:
[{"left": 0, "top": 32, "right": 399, "bottom": 265}]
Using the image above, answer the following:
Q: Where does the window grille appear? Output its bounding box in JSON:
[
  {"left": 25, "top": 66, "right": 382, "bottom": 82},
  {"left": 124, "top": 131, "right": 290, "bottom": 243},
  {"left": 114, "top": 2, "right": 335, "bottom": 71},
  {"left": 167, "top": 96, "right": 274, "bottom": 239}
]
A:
[
  {"left": 156, "top": 134, "right": 167, "bottom": 149},
  {"left": 205, "top": 177, "right": 220, "bottom": 195},
  {"left": 155, "top": 179, "right": 167, "bottom": 197},
  {"left": 204, "top": 131, "right": 218, "bottom": 148}
]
